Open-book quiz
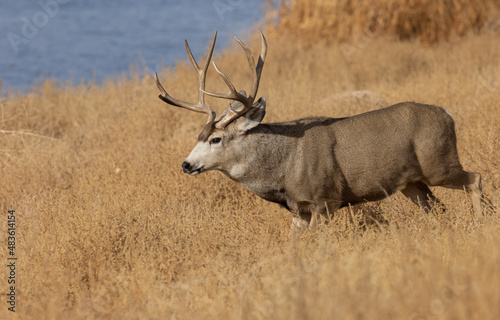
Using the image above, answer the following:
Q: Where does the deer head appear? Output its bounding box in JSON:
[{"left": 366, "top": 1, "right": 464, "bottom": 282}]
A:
[{"left": 155, "top": 30, "right": 267, "bottom": 177}]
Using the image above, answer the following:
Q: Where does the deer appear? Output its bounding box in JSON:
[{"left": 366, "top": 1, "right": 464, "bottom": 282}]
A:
[{"left": 154, "top": 30, "right": 484, "bottom": 231}]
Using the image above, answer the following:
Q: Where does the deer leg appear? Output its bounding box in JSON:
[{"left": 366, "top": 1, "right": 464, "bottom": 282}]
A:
[
  {"left": 290, "top": 211, "right": 312, "bottom": 239},
  {"left": 466, "top": 172, "right": 483, "bottom": 217},
  {"left": 290, "top": 202, "right": 337, "bottom": 236},
  {"left": 291, "top": 210, "right": 319, "bottom": 231},
  {"left": 438, "top": 171, "right": 483, "bottom": 217},
  {"left": 309, "top": 202, "right": 339, "bottom": 228},
  {"left": 401, "top": 181, "right": 443, "bottom": 213},
  {"left": 291, "top": 212, "right": 311, "bottom": 231}
]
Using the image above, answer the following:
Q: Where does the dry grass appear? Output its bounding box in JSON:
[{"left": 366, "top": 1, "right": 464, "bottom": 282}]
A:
[
  {"left": 1, "top": 13, "right": 500, "bottom": 320},
  {"left": 266, "top": 0, "right": 500, "bottom": 44}
]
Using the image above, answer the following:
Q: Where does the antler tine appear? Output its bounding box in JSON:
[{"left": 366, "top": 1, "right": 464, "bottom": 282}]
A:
[
  {"left": 203, "top": 30, "right": 267, "bottom": 129},
  {"left": 236, "top": 29, "right": 267, "bottom": 102},
  {"left": 155, "top": 31, "right": 218, "bottom": 123},
  {"left": 186, "top": 30, "right": 217, "bottom": 109},
  {"left": 204, "top": 61, "right": 253, "bottom": 107},
  {"left": 155, "top": 72, "right": 204, "bottom": 113},
  {"left": 253, "top": 29, "right": 267, "bottom": 100}
]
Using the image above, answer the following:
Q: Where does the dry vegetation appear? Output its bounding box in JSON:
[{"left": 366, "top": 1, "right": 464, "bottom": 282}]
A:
[
  {"left": 267, "top": 0, "right": 500, "bottom": 44},
  {"left": 2, "top": 1, "right": 500, "bottom": 319}
]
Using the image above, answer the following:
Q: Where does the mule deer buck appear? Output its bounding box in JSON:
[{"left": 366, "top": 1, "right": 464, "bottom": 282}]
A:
[{"left": 155, "top": 31, "right": 483, "bottom": 230}]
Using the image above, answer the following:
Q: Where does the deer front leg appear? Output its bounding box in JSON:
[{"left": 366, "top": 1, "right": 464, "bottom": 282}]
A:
[
  {"left": 290, "top": 212, "right": 312, "bottom": 237},
  {"left": 289, "top": 202, "right": 338, "bottom": 236}
]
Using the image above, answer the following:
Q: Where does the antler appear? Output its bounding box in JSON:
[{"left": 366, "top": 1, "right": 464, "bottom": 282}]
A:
[
  {"left": 155, "top": 31, "right": 218, "bottom": 124},
  {"left": 203, "top": 30, "right": 267, "bottom": 129}
]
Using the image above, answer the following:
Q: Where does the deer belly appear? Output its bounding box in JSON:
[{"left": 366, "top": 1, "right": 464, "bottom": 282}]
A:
[{"left": 256, "top": 188, "right": 290, "bottom": 210}]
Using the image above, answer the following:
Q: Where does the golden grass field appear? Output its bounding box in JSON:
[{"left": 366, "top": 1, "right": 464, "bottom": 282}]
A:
[
  {"left": 266, "top": 0, "right": 500, "bottom": 44},
  {"left": 2, "top": 1, "right": 500, "bottom": 319}
]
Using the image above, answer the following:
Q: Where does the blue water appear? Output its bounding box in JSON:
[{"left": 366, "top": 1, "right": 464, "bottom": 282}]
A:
[{"left": 0, "top": 0, "right": 267, "bottom": 92}]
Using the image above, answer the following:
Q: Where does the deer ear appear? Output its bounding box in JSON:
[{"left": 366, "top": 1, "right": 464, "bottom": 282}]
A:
[{"left": 236, "top": 97, "right": 266, "bottom": 132}]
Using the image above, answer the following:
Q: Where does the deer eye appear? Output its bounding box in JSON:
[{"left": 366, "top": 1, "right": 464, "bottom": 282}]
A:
[{"left": 210, "top": 137, "right": 222, "bottom": 145}]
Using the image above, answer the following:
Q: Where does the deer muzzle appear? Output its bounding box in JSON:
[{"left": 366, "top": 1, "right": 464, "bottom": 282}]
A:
[{"left": 181, "top": 161, "right": 203, "bottom": 176}]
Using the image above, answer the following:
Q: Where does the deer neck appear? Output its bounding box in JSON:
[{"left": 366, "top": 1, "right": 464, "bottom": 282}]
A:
[{"left": 221, "top": 125, "right": 292, "bottom": 194}]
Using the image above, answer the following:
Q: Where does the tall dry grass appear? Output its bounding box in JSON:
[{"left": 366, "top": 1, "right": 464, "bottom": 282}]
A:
[
  {"left": 267, "top": 0, "right": 500, "bottom": 44},
  {"left": 1, "top": 9, "right": 500, "bottom": 320}
]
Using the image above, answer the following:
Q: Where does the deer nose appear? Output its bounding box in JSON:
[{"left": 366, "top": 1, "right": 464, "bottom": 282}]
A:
[{"left": 181, "top": 161, "right": 191, "bottom": 173}]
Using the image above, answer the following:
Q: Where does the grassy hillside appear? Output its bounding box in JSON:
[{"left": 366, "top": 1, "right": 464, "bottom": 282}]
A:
[
  {"left": 1, "top": 2, "right": 500, "bottom": 319},
  {"left": 267, "top": 0, "right": 500, "bottom": 44}
]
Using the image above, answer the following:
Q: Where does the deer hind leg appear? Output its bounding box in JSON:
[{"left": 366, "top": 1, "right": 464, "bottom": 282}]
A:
[
  {"left": 401, "top": 181, "right": 443, "bottom": 213},
  {"left": 438, "top": 171, "right": 483, "bottom": 217},
  {"left": 465, "top": 172, "right": 483, "bottom": 217}
]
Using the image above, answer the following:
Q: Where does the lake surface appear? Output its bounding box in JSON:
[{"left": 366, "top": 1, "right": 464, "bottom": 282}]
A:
[{"left": 0, "top": 0, "right": 267, "bottom": 92}]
